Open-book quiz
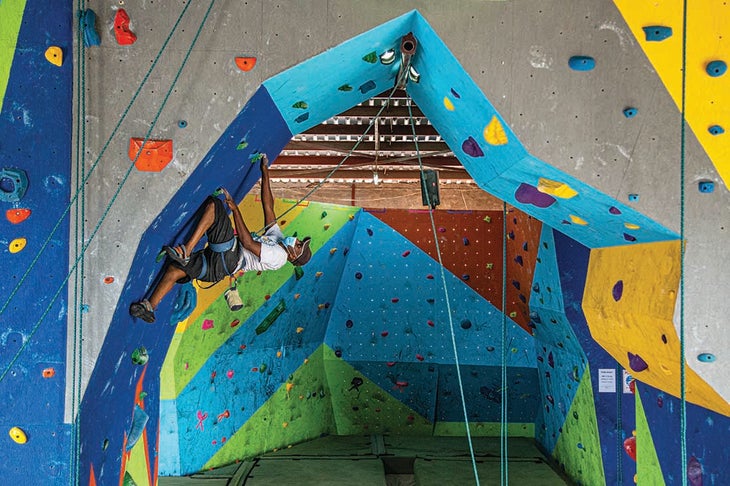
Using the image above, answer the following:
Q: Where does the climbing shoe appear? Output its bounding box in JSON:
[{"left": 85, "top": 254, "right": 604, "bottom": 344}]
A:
[
  {"left": 163, "top": 244, "right": 189, "bottom": 266},
  {"left": 130, "top": 299, "right": 155, "bottom": 323}
]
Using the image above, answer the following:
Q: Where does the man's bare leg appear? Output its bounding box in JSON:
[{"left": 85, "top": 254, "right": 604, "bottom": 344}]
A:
[{"left": 148, "top": 265, "right": 188, "bottom": 309}]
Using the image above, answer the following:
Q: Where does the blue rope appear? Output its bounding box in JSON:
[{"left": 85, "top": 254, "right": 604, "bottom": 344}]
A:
[
  {"left": 501, "top": 202, "right": 508, "bottom": 485},
  {"left": 679, "top": 1, "right": 688, "bottom": 483},
  {"left": 0, "top": 0, "right": 217, "bottom": 384},
  {"left": 0, "top": 0, "right": 195, "bottom": 320},
  {"left": 407, "top": 98, "right": 480, "bottom": 485}
]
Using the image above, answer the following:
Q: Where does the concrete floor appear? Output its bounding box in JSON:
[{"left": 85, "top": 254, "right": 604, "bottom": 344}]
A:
[{"left": 73, "top": 0, "right": 728, "bottom": 417}]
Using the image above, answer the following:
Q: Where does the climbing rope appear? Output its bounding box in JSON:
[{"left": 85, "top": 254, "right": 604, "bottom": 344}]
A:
[
  {"left": 0, "top": 0, "right": 217, "bottom": 384},
  {"left": 254, "top": 86, "right": 401, "bottom": 236},
  {"left": 406, "top": 97, "right": 481, "bottom": 486},
  {"left": 679, "top": 1, "right": 689, "bottom": 484},
  {"left": 500, "top": 201, "right": 509, "bottom": 485},
  {"left": 70, "top": 1, "right": 89, "bottom": 483},
  {"left": 0, "top": 0, "right": 196, "bottom": 321}
]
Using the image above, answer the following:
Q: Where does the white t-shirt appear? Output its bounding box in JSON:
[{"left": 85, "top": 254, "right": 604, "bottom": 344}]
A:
[{"left": 237, "top": 224, "right": 288, "bottom": 272}]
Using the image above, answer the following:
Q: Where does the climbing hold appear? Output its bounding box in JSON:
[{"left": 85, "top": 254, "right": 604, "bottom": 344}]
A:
[
  {"left": 45, "top": 46, "right": 63, "bottom": 67},
  {"left": 628, "top": 352, "right": 649, "bottom": 372},
  {"left": 367, "top": 228, "right": 373, "bottom": 236},
  {"left": 362, "top": 51, "right": 377, "bottom": 63},
  {"left": 355, "top": 272, "right": 362, "bottom": 280},
  {"left": 624, "top": 222, "right": 640, "bottom": 230},
  {"left": 484, "top": 215, "right": 491, "bottom": 223},
  {"left": 334, "top": 349, "right": 343, "bottom": 358},
  {"left": 609, "top": 206, "right": 622, "bottom": 215},
  {"left": 623, "top": 233, "right": 637, "bottom": 242},
  {"left": 294, "top": 112, "right": 309, "bottom": 123},
  {"left": 698, "top": 181, "right": 715, "bottom": 193},
  {"left": 515, "top": 183, "right": 556, "bottom": 208},
  {"left": 391, "top": 297, "right": 399, "bottom": 303},
  {"left": 642, "top": 26, "right": 672, "bottom": 42},
  {"left": 0, "top": 168, "right": 29, "bottom": 202},
  {"left": 463, "top": 237, "right": 469, "bottom": 246},
  {"left": 484, "top": 116, "right": 508, "bottom": 145},
  {"left": 706, "top": 60, "right": 727, "bottom": 77},
  {"left": 697, "top": 353, "right": 716, "bottom": 363},
  {"left": 345, "top": 319, "right": 353, "bottom": 328},
  {"left": 323, "top": 223, "right": 331, "bottom": 230},
  {"left": 568, "top": 56, "right": 595, "bottom": 71},
  {"left": 402, "top": 250, "right": 411, "bottom": 257},
  {"left": 486, "top": 263, "right": 494, "bottom": 269},
  {"left": 293, "top": 101, "right": 308, "bottom": 109},
  {"left": 569, "top": 214, "right": 588, "bottom": 225},
  {"left": 202, "top": 319, "right": 214, "bottom": 330},
  {"left": 426, "top": 274, "right": 434, "bottom": 279},
  {"left": 256, "top": 300, "right": 286, "bottom": 335},
  {"left": 427, "top": 320, "right": 435, "bottom": 327},
  {"left": 443, "top": 97, "right": 455, "bottom": 111},
  {"left": 509, "top": 311, "right": 517, "bottom": 318},
  {"left": 5, "top": 208, "right": 31, "bottom": 224},
  {"left": 462, "top": 136, "right": 484, "bottom": 157},
  {"left": 230, "top": 319, "right": 240, "bottom": 328},
  {"left": 177, "top": 120, "right": 188, "bottom": 129},
  {"left": 296, "top": 327, "right": 304, "bottom": 333},
  {"left": 708, "top": 125, "right": 724, "bottom": 136},
  {"left": 9, "top": 427, "right": 27, "bottom": 444},
  {"left": 128, "top": 138, "right": 173, "bottom": 172},
  {"left": 460, "top": 319, "right": 472, "bottom": 329},
  {"left": 81, "top": 9, "right": 100, "bottom": 47},
  {"left": 338, "top": 84, "right": 353, "bottom": 92},
  {"left": 461, "top": 274, "right": 470, "bottom": 281},
  {"left": 329, "top": 248, "right": 337, "bottom": 255},
  {"left": 381, "top": 331, "right": 389, "bottom": 337},
  {"left": 612, "top": 280, "right": 623, "bottom": 301},
  {"left": 126, "top": 405, "right": 149, "bottom": 451},
  {"left": 236, "top": 139, "right": 248, "bottom": 150},
  {"left": 315, "top": 271, "right": 323, "bottom": 278},
  {"left": 131, "top": 347, "right": 148, "bottom": 365},
  {"left": 687, "top": 456, "right": 703, "bottom": 486},
  {"left": 537, "top": 178, "right": 577, "bottom": 199},
  {"left": 42, "top": 368, "right": 55, "bottom": 378},
  {"left": 9, "top": 238, "right": 26, "bottom": 254},
  {"left": 359, "top": 80, "right": 376, "bottom": 94},
  {"left": 294, "top": 266, "right": 304, "bottom": 280},
  {"left": 235, "top": 56, "right": 256, "bottom": 71},
  {"left": 623, "top": 107, "right": 638, "bottom": 118},
  {"left": 628, "top": 194, "right": 639, "bottom": 202},
  {"left": 416, "top": 354, "right": 425, "bottom": 361},
  {"left": 379, "top": 49, "right": 396, "bottom": 65},
  {"left": 113, "top": 9, "right": 137, "bottom": 45},
  {"left": 623, "top": 436, "right": 637, "bottom": 461}
]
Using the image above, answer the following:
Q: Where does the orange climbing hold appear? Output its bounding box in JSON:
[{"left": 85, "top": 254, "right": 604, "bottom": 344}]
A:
[
  {"left": 235, "top": 56, "right": 257, "bottom": 72},
  {"left": 128, "top": 138, "right": 173, "bottom": 172},
  {"left": 6, "top": 208, "right": 30, "bottom": 224},
  {"left": 114, "top": 9, "right": 137, "bottom": 45}
]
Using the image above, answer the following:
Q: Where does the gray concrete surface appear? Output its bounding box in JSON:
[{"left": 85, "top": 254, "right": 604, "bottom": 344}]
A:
[{"left": 69, "top": 0, "right": 729, "bottom": 418}]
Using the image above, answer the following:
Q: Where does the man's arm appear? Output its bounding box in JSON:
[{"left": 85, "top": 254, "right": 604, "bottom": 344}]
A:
[
  {"left": 222, "top": 188, "right": 261, "bottom": 257},
  {"left": 260, "top": 154, "right": 277, "bottom": 231}
]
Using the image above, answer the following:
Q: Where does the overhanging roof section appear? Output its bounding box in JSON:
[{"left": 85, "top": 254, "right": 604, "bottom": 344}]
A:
[{"left": 264, "top": 10, "right": 679, "bottom": 249}]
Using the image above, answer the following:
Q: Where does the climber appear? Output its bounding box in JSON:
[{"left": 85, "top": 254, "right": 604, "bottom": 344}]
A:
[{"left": 129, "top": 154, "right": 312, "bottom": 323}]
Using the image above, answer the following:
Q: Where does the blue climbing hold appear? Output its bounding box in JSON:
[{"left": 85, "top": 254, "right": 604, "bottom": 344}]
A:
[
  {"left": 623, "top": 107, "right": 638, "bottom": 118},
  {"left": 642, "top": 26, "right": 672, "bottom": 42},
  {"left": 706, "top": 60, "right": 727, "bottom": 77},
  {"left": 0, "top": 168, "right": 29, "bottom": 202},
  {"left": 697, "top": 353, "right": 716, "bottom": 363},
  {"left": 177, "top": 120, "right": 188, "bottom": 129},
  {"left": 170, "top": 282, "right": 196, "bottom": 324},
  {"left": 628, "top": 194, "right": 639, "bottom": 202},
  {"left": 81, "top": 9, "right": 101, "bottom": 47},
  {"left": 568, "top": 56, "right": 595, "bottom": 71},
  {"left": 698, "top": 181, "right": 715, "bottom": 194},
  {"left": 126, "top": 405, "right": 149, "bottom": 451},
  {"left": 708, "top": 125, "right": 725, "bottom": 136}
]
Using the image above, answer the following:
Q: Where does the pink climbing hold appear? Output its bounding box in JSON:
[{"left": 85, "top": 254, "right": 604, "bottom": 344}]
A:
[
  {"left": 226, "top": 370, "right": 234, "bottom": 379},
  {"left": 202, "top": 319, "right": 214, "bottom": 330},
  {"left": 416, "top": 354, "right": 425, "bottom": 361}
]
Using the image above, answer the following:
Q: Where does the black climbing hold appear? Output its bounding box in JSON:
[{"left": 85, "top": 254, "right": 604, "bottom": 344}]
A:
[
  {"left": 366, "top": 228, "right": 373, "bottom": 236},
  {"left": 461, "top": 319, "right": 472, "bottom": 329},
  {"left": 532, "top": 283, "right": 540, "bottom": 293},
  {"left": 346, "top": 319, "right": 354, "bottom": 328},
  {"left": 642, "top": 26, "right": 672, "bottom": 42},
  {"left": 355, "top": 272, "right": 362, "bottom": 280},
  {"left": 512, "top": 280, "right": 521, "bottom": 290}
]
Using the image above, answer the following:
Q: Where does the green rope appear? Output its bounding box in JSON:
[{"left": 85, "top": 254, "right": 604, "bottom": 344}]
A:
[
  {"left": 0, "top": 0, "right": 217, "bottom": 385},
  {"left": 616, "top": 364, "right": 623, "bottom": 484},
  {"left": 407, "top": 97, "right": 480, "bottom": 486},
  {"left": 500, "top": 202, "right": 508, "bottom": 485},
  {"left": 255, "top": 86, "right": 400, "bottom": 236},
  {"left": 0, "top": 0, "right": 196, "bottom": 320},
  {"left": 679, "top": 0, "right": 688, "bottom": 483}
]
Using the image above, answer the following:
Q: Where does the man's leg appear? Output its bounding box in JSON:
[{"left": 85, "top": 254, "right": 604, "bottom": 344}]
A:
[
  {"left": 167, "top": 198, "right": 217, "bottom": 261},
  {"left": 148, "top": 265, "right": 187, "bottom": 309}
]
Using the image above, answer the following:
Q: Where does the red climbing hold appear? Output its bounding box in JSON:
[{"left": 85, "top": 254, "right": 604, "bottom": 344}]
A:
[
  {"left": 5, "top": 208, "right": 30, "bottom": 224},
  {"left": 113, "top": 9, "right": 137, "bottom": 45},
  {"left": 416, "top": 354, "right": 425, "bottom": 361},
  {"left": 235, "top": 56, "right": 257, "bottom": 71},
  {"left": 402, "top": 250, "right": 411, "bottom": 257},
  {"left": 129, "top": 138, "right": 173, "bottom": 172},
  {"left": 623, "top": 436, "right": 637, "bottom": 461},
  {"left": 381, "top": 331, "right": 389, "bottom": 337}
]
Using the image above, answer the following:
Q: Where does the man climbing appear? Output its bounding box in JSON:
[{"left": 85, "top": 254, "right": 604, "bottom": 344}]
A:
[{"left": 129, "top": 154, "right": 312, "bottom": 323}]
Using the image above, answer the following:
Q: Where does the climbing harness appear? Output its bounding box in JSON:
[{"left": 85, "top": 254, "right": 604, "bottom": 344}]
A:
[
  {"left": 0, "top": 0, "right": 217, "bottom": 384},
  {"left": 406, "top": 98, "right": 481, "bottom": 486}
]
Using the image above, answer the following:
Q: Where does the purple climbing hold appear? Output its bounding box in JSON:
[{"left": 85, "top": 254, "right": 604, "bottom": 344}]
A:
[
  {"left": 609, "top": 206, "right": 622, "bottom": 215},
  {"left": 687, "top": 456, "right": 703, "bottom": 486},
  {"left": 355, "top": 272, "right": 362, "bottom": 280},
  {"left": 345, "top": 319, "right": 354, "bottom": 328},
  {"left": 359, "top": 80, "right": 376, "bottom": 94},
  {"left": 547, "top": 351, "right": 554, "bottom": 368},
  {"left": 612, "top": 280, "right": 624, "bottom": 301},
  {"left": 515, "top": 183, "right": 556, "bottom": 208},
  {"left": 450, "top": 88, "right": 460, "bottom": 99},
  {"left": 628, "top": 352, "right": 649, "bottom": 372},
  {"left": 462, "top": 136, "right": 484, "bottom": 157},
  {"left": 514, "top": 255, "right": 524, "bottom": 266},
  {"left": 623, "top": 233, "right": 637, "bottom": 242},
  {"left": 367, "top": 228, "right": 373, "bottom": 236},
  {"left": 512, "top": 280, "right": 521, "bottom": 290}
]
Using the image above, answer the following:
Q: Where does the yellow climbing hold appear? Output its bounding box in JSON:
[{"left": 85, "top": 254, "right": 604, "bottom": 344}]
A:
[
  {"left": 9, "top": 427, "right": 27, "bottom": 444},
  {"left": 484, "top": 115, "right": 508, "bottom": 145},
  {"left": 296, "top": 327, "right": 304, "bottom": 333},
  {"left": 9, "top": 237, "right": 26, "bottom": 253},
  {"left": 538, "top": 178, "right": 578, "bottom": 199},
  {"left": 443, "top": 96, "right": 455, "bottom": 111},
  {"left": 624, "top": 222, "right": 641, "bottom": 230},
  {"left": 569, "top": 214, "right": 588, "bottom": 226},
  {"left": 286, "top": 383, "right": 294, "bottom": 393},
  {"left": 45, "top": 46, "right": 63, "bottom": 66}
]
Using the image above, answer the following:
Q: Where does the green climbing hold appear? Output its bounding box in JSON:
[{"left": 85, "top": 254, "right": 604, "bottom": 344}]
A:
[
  {"left": 131, "top": 347, "right": 149, "bottom": 365},
  {"left": 362, "top": 51, "right": 377, "bottom": 63},
  {"left": 236, "top": 139, "right": 248, "bottom": 150},
  {"left": 255, "top": 299, "right": 286, "bottom": 335},
  {"left": 292, "top": 101, "right": 308, "bottom": 109},
  {"left": 259, "top": 363, "right": 267, "bottom": 373},
  {"left": 294, "top": 266, "right": 304, "bottom": 281},
  {"left": 338, "top": 84, "right": 353, "bottom": 92}
]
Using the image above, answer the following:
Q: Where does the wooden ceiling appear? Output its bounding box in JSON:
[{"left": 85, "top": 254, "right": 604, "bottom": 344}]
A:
[{"left": 271, "top": 90, "right": 472, "bottom": 183}]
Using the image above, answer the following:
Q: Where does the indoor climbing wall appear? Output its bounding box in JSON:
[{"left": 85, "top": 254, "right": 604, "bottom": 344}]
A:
[{"left": 0, "top": 1, "right": 74, "bottom": 483}]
